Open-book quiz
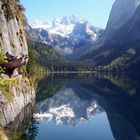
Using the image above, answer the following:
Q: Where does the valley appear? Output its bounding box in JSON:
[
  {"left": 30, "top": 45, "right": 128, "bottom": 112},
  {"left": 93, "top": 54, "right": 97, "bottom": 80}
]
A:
[
  {"left": 0, "top": 0, "right": 140, "bottom": 140},
  {"left": 24, "top": 0, "right": 140, "bottom": 73}
]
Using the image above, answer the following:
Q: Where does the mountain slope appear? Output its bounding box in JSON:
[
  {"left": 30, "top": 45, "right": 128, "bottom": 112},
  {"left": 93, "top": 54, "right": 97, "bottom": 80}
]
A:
[
  {"left": 24, "top": 21, "right": 69, "bottom": 73},
  {"left": 27, "top": 41, "right": 67, "bottom": 73},
  {"left": 80, "top": 5, "right": 140, "bottom": 72},
  {"left": 0, "top": 0, "right": 35, "bottom": 129},
  {"left": 108, "top": 5, "right": 140, "bottom": 45},
  {"left": 105, "top": 0, "right": 140, "bottom": 45},
  {"left": 31, "top": 16, "right": 102, "bottom": 60}
]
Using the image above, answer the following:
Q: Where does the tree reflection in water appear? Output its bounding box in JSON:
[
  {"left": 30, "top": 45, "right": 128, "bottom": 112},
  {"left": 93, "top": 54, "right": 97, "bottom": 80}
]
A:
[{"left": 3, "top": 73, "right": 140, "bottom": 140}]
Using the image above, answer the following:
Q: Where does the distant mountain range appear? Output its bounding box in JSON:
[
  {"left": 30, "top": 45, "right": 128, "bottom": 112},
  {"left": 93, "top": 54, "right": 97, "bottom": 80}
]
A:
[
  {"left": 30, "top": 15, "right": 103, "bottom": 60},
  {"left": 26, "top": 0, "right": 140, "bottom": 72}
]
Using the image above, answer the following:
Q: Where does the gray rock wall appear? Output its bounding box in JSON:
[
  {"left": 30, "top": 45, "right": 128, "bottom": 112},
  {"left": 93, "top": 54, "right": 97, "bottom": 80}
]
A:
[
  {"left": 0, "top": 0, "right": 28, "bottom": 57},
  {"left": 105, "top": 0, "right": 140, "bottom": 44},
  {"left": 0, "top": 0, "right": 35, "bottom": 129},
  {"left": 0, "top": 75, "right": 35, "bottom": 127}
]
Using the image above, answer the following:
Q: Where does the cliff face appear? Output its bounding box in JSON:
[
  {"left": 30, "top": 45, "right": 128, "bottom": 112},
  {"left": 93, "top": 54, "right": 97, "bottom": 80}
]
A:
[
  {"left": 0, "top": 0, "right": 35, "bottom": 128},
  {"left": 105, "top": 0, "right": 140, "bottom": 45},
  {"left": 0, "top": 0, "right": 28, "bottom": 56},
  {"left": 83, "top": 0, "right": 140, "bottom": 71},
  {"left": 0, "top": 0, "right": 29, "bottom": 75},
  {"left": 106, "top": 6, "right": 140, "bottom": 45},
  {"left": 0, "top": 75, "right": 35, "bottom": 127}
]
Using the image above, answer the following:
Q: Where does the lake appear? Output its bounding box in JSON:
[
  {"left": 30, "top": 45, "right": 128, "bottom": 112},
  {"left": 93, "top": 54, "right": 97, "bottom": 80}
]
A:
[{"left": 4, "top": 73, "right": 140, "bottom": 140}]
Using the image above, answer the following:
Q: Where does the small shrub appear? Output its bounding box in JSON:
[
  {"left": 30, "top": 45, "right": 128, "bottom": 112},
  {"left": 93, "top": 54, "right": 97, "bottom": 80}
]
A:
[
  {"left": 0, "top": 51, "right": 7, "bottom": 63},
  {"left": 0, "top": 51, "right": 7, "bottom": 74},
  {"left": 18, "top": 65, "right": 27, "bottom": 74},
  {"left": 0, "top": 78, "right": 19, "bottom": 102},
  {"left": 0, "top": 66, "right": 5, "bottom": 74}
]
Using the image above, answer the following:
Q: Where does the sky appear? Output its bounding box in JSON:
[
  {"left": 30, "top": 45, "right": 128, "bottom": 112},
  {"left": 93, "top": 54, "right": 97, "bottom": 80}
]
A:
[{"left": 21, "top": 0, "right": 115, "bottom": 28}]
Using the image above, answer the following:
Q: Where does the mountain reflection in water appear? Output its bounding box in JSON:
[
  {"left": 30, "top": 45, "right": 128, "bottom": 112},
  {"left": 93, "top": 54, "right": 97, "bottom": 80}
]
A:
[
  {"left": 27, "top": 73, "right": 140, "bottom": 140},
  {"left": 35, "top": 81, "right": 103, "bottom": 126},
  {"left": 3, "top": 73, "right": 140, "bottom": 140}
]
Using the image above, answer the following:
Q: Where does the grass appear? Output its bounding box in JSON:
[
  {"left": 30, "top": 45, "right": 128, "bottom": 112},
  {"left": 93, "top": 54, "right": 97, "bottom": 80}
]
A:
[
  {"left": 0, "top": 78, "right": 19, "bottom": 102},
  {"left": 0, "top": 76, "right": 33, "bottom": 102}
]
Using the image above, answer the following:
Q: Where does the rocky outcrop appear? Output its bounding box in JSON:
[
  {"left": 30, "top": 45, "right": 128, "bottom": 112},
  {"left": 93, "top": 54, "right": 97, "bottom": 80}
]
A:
[
  {"left": 0, "top": 75, "right": 35, "bottom": 127},
  {"left": 105, "top": 5, "right": 140, "bottom": 45},
  {"left": 0, "top": 53, "right": 28, "bottom": 75},
  {"left": 0, "top": 0, "right": 29, "bottom": 75},
  {"left": 0, "top": 0, "right": 35, "bottom": 128},
  {"left": 0, "top": 0, "right": 28, "bottom": 56},
  {"left": 105, "top": 0, "right": 140, "bottom": 45}
]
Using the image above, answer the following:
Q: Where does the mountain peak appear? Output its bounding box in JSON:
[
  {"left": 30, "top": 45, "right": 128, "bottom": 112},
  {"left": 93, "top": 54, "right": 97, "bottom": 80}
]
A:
[
  {"left": 31, "top": 20, "right": 51, "bottom": 29},
  {"left": 30, "top": 16, "right": 102, "bottom": 59},
  {"left": 31, "top": 15, "right": 88, "bottom": 29},
  {"left": 52, "top": 17, "right": 62, "bottom": 26}
]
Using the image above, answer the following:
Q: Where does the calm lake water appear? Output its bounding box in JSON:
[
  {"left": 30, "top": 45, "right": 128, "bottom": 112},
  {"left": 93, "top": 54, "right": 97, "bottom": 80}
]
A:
[{"left": 4, "top": 73, "right": 140, "bottom": 140}]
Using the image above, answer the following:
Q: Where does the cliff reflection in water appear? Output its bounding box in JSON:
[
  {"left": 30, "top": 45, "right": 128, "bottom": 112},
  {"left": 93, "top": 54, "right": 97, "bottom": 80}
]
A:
[
  {"left": 2, "top": 73, "right": 140, "bottom": 140},
  {"left": 29, "top": 73, "right": 140, "bottom": 140},
  {"left": 3, "top": 103, "right": 35, "bottom": 140}
]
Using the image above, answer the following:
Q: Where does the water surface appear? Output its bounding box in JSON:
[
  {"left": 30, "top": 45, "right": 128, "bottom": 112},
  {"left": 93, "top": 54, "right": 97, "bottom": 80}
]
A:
[{"left": 4, "top": 73, "right": 140, "bottom": 140}]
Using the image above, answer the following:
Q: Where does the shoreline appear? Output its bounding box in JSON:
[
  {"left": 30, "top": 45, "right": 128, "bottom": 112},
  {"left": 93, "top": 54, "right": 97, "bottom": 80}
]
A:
[{"left": 49, "top": 71, "right": 95, "bottom": 74}]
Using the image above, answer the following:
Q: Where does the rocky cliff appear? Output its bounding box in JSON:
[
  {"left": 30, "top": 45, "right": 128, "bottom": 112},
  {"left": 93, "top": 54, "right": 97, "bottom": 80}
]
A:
[
  {"left": 0, "top": 0, "right": 35, "bottom": 128},
  {"left": 0, "top": 0, "right": 29, "bottom": 75},
  {"left": 0, "top": 0, "right": 28, "bottom": 56},
  {"left": 105, "top": 0, "right": 140, "bottom": 45},
  {"left": 0, "top": 75, "right": 35, "bottom": 127},
  {"left": 106, "top": 5, "right": 140, "bottom": 45},
  {"left": 80, "top": 0, "right": 140, "bottom": 72}
]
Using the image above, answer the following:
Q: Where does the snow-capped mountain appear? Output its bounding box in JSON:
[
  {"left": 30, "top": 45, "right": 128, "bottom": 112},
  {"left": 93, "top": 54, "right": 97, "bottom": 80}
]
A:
[
  {"left": 34, "top": 86, "right": 103, "bottom": 126},
  {"left": 31, "top": 15, "right": 103, "bottom": 59}
]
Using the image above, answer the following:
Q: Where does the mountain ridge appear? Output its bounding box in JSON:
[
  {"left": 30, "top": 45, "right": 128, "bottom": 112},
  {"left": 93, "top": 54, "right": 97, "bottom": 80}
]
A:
[
  {"left": 79, "top": 0, "right": 140, "bottom": 72},
  {"left": 30, "top": 15, "right": 103, "bottom": 60},
  {"left": 105, "top": 0, "right": 140, "bottom": 45}
]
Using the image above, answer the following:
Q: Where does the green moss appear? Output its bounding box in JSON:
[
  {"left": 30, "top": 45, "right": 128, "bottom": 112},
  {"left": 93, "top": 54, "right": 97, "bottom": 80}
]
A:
[
  {"left": 18, "top": 65, "right": 27, "bottom": 74},
  {"left": 0, "top": 67, "right": 5, "bottom": 74},
  {"left": 23, "top": 77, "right": 30, "bottom": 84},
  {"left": 21, "top": 77, "right": 30, "bottom": 94},
  {"left": 0, "top": 78, "right": 19, "bottom": 102},
  {"left": 0, "top": 51, "right": 7, "bottom": 63},
  {"left": 0, "top": 51, "right": 7, "bottom": 74},
  {"left": 0, "top": 76, "right": 33, "bottom": 102}
]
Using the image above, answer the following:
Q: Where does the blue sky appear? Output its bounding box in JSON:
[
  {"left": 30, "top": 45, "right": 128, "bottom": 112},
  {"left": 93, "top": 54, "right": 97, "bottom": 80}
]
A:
[{"left": 21, "top": 0, "right": 115, "bottom": 28}]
